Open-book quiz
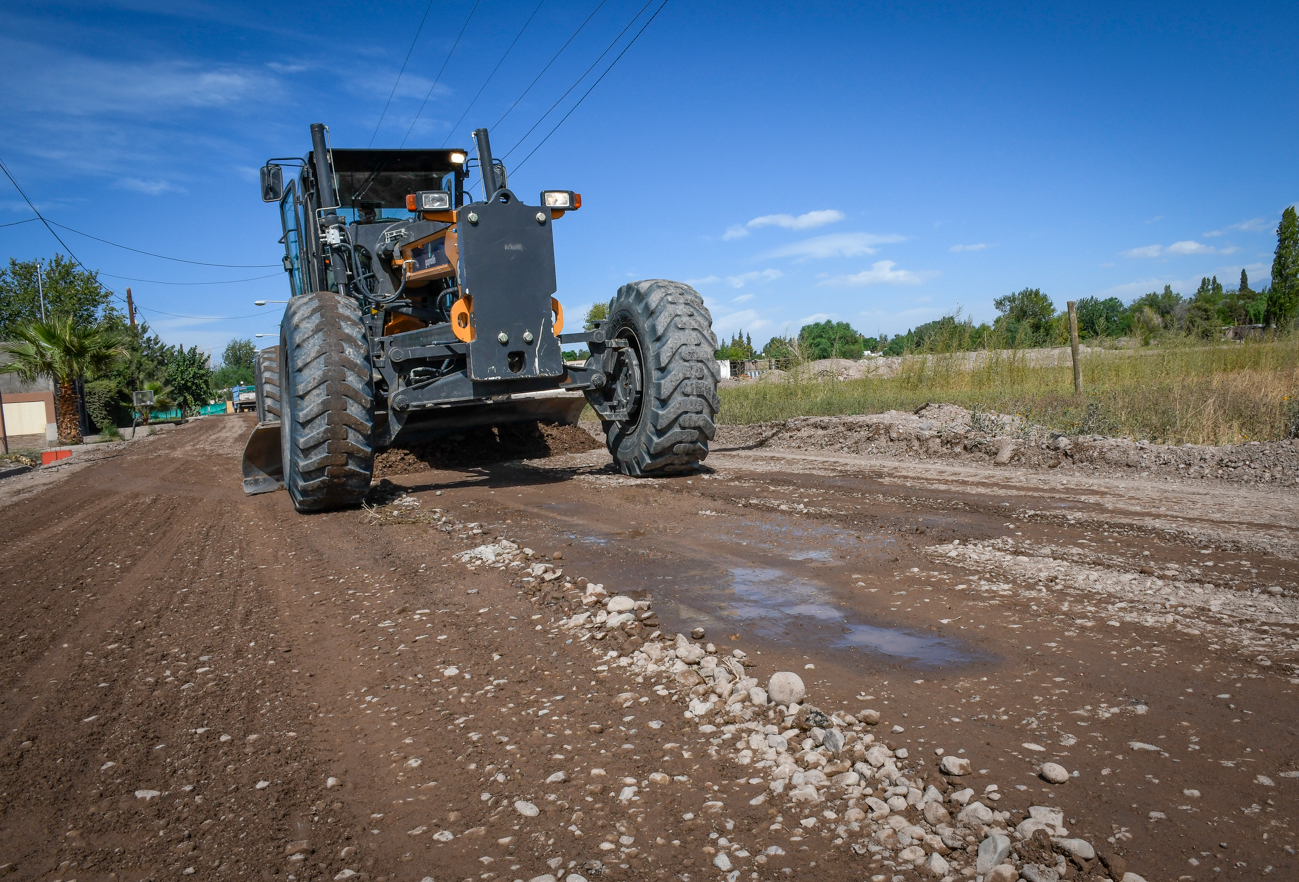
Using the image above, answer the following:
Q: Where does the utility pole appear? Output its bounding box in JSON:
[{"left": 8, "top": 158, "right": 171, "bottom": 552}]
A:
[
  {"left": 35, "top": 259, "right": 46, "bottom": 321},
  {"left": 126, "top": 287, "right": 137, "bottom": 330},
  {"left": 0, "top": 386, "right": 8, "bottom": 455},
  {"left": 1067, "top": 300, "right": 1082, "bottom": 394}
]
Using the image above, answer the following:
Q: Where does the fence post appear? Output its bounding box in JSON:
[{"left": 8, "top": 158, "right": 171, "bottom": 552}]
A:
[{"left": 1067, "top": 301, "right": 1082, "bottom": 394}]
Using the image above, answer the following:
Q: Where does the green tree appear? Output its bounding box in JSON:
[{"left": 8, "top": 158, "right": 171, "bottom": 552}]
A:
[
  {"left": 0, "top": 255, "right": 114, "bottom": 338},
  {"left": 798, "top": 320, "right": 866, "bottom": 360},
  {"left": 761, "top": 335, "right": 796, "bottom": 360},
  {"left": 1075, "top": 296, "right": 1128, "bottom": 338},
  {"left": 992, "top": 288, "right": 1055, "bottom": 345},
  {"left": 1129, "top": 285, "right": 1183, "bottom": 323},
  {"left": 0, "top": 316, "right": 127, "bottom": 443},
  {"left": 717, "top": 330, "right": 758, "bottom": 361},
  {"left": 212, "top": 337, "right": 256, "bottom": 389},
  {"left": 1268, "top": 205, "right": 1299, "bottom": 327},
  {"left": 164, "top": 346, "right": 212, "bottom": 412},
  {"left": 583, "top": 302, "right": 608, "bottom": 331}
]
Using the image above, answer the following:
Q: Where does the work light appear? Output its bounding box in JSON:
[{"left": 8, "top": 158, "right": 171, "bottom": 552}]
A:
[
  {"left": 541, "top": 191, "right": 581, "bottom": 210},
  {"left": 407, "top": 190, "right": 452, "bottom": 211}
]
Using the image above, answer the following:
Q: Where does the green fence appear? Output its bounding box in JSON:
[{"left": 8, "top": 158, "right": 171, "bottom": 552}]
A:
[
  {"left": 198, "top": 403, "right": 228, "bottom": 416},
  {"left": 131, "top": 408, "right": 184, "bottom": 421}
]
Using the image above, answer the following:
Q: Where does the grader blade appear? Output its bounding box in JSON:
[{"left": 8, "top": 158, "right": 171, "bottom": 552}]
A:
[{"left": 241, "top": 421, "right": 283, "bottom": 495}]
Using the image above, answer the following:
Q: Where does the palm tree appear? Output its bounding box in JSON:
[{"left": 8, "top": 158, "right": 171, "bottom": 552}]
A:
[{"left": 1, "top": 317, "right": 127, "bottom": 444}]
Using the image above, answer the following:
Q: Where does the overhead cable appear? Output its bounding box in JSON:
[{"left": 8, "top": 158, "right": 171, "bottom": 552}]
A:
[
  {"left": 98, "top": 271, "right": 283, "bottom": 285},
  {"left": 0, "top": 154, "right": 281, "bottom": 321},
  {"left": 400, "top": 0, "right": 485, "bottom": 148},
  {"left": 441, "top": 0, "right": 548, "bottom": 148},
  {"left": 48, "top": 221, "right": 280, "bottom": 268},
  {"left": 511, "top": 0, "right": 669, "bottom": 172},
  {"left": 491, "top": 0, "right": 609, "bottom": 132},
  {"left": 502, "top": 0, "right": 656, "bottom": 162},
  {"left": 0, "top": 217, "right": 38, "bottom": 229},
  {"left": 368, "top": 0, "right": 438, "bottom": 148}
]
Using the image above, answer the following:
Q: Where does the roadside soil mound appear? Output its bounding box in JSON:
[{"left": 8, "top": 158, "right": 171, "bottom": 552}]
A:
[
  {"left": 373, "top": 421, "right": 602, "bottom": 477},
  {"left": 717, "top": 403, "right": 1299, "bottom": 486}
]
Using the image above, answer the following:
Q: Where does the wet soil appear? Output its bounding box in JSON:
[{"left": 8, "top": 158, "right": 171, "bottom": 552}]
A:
[
  {"left": 373, "top": 423, "right": 602, "bottom": 478},
  {"left": 1, "top": 415, "right": 1297, "bottom": 881}
]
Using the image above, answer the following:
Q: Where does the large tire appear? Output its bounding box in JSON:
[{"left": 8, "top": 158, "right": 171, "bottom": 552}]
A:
[
  {"left": 279, "top": 292, "right": 375, "bottom": 512},
  {"left": 601, "top": 280, "right": 719, "bottom": 476},
  {"left": 254, "top": 345, "right": 280, "bottom": 423}
]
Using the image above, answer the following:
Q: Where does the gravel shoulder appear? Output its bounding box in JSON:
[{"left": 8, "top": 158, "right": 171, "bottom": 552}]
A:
[{"left": 1, "top": 415, "right": 1296, "bottom": 882}]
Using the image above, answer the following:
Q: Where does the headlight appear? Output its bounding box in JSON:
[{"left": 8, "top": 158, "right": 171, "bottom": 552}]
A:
[
  {"left": 407, "top": 190, "right": 452, "bottom": 211},
  {"left": 541, "top": 190, "right": 577, "bottom": 210},
  {"left": 449, "top": 152, "right": 467, "bottom": 164}
]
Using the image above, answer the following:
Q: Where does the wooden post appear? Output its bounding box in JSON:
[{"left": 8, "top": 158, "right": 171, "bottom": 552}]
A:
[
  {"left": 126, "top": 287, "right": 137, "bottom": 330},
  {"left": 1067, "top": 300, "right": 1082, "bottom": 394},
  {"left": 0, "top": 388, "right": 8, "bottom": 454}
]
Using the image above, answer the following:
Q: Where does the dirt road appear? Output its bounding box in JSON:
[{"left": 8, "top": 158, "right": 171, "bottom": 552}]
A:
[{"left": 1, "top": 416, "right": 1296, "bottom": 882}]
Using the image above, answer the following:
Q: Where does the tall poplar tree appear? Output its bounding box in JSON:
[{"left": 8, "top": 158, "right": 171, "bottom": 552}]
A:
[{"left": 1268, "top": 206, "right": 1299, "bottom": 326}]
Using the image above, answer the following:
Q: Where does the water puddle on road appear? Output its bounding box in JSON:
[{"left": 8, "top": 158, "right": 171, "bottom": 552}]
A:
[{"left": 661, "top": 566, "right": 975, "bottom": 666}]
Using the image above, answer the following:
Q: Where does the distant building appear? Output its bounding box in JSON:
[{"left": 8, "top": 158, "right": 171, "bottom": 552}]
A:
[{"left": 0, "top": 349, "right": 57, "bottom": 447}]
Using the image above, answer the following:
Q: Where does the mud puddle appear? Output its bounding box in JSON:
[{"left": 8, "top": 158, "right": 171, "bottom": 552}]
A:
[
  {"left": 662, "top": 564, "right": 976, "bottom": 666},
  {"left": 544, "top": 501, "right": 978, "bottom": 666}
]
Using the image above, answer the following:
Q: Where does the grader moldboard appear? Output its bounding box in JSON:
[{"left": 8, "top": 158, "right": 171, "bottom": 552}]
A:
[{"left": 243, "top": 124, "right": 719, "bottom": 512}]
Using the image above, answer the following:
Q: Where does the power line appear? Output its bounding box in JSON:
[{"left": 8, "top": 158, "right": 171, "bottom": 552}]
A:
[
  {"left": 48, "top": 221, "right": 280, "bottom": 268},
  {"left": 512, "top": 0, "right": 668, "bottom": 173},
  {"left": 136, "top": 305, "right": 277, "bottom": 320},
  {"left": 0, "top": 153, "right": 95, "bottom": 273},
  {"left": 400, "top": 0, "right": 485, "bottom": 148},
  {"left": 491, "top": 0, "right": 608, "bottom": 132},
  {"left": 0, "top": 154, "right": 281, "bottom": 322},
  {"left": 0, "top": 217, "right": 38, "bottom": 229},
  {"left": 368, "top": 0, "right": 437, "bottom": 148},
  {"left": 98, "top": 271, "right": 282, "bottom": 285},
  {"left": 441, "top": 0, "right": 548, "bottom": 148},
  {"left": 502, "top": 0, "right": 655, "bottom": 162}
]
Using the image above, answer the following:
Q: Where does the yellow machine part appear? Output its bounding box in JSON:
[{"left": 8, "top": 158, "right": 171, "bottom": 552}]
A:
[{"left": 451, "top": 295, "right": 474, "bottom": 342}]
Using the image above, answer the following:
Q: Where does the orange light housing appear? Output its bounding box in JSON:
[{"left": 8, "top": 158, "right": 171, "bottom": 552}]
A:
[
  {"left": 405, "top": 193, "right": 418, "bottom": 211},
  {"left": 573, "top": 193, "right": 582, "bottom": 209}
]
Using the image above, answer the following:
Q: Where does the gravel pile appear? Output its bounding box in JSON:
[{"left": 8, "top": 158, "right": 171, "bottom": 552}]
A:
[
  {"left": 366, "top": 490, "right": 1151, "bottom": 882},
  {"left": 717, "top": 405, "right": 1299, "bottom": 486}
]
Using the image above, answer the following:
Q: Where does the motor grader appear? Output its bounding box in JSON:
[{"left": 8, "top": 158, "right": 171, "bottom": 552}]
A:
[{"left": 245, "top": 124, "right": 719, "bottom": 512}]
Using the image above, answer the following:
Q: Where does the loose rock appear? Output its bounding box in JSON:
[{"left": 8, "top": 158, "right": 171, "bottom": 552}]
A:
[
  {"left": 768, "top": 671, "right": 806, "bottom": 705},
  {"left": 1039, "top": 762, "right": 1070, "bottom": 784},
  {"left": 940, "top": 755, "right": 971, "bottom": 776}
]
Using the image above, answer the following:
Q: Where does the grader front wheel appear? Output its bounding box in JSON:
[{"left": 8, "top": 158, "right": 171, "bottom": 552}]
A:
[{"left": 598, "top": 279, "right": 719, "bottom": 476}]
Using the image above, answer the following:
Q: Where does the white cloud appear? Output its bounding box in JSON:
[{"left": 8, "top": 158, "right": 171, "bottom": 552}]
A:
[
  {"left": 1122, "top": 244, "right": 1164, "bottom": 258},
  {"left": 726, "top": 268, "right": 782, "bottom": 288},
  {"left": 1165, "top": 240, "right": 1212, "bottom": 255},
  {"left": 724, "top": 209, "right": 845, "bottom": 240},
  {"left": 748, "top": 209, "right": 845, "bottom": 231},
  {"left": 949, "top": 243, "right": 989, "bottom": 252},
  {"left": 766, "top": 232, "right": 906, "bottom": 261},
  {"left": 712, "top": 308, "right": 772, "bottom": 338},
  {"left": 731, "top": 293, "right": 754, "bottom": 303},
  {"left": 114, "top": 177, "right": 185, "bottom": 195},
  {"left": 819, "top": 260, "right": 924, "bottom": 287},
  {"left": 684, "top": 275, "right": 720, "bottom": 286},
  {"left": 798, "top": 313, "right": 837, "bottom": 325},
  {"left": 1145, "top": 215, "right": 1164, "bottom": 224},
  {"left": 1204, "top": 217, "right": 1270, "bottom": 237}
]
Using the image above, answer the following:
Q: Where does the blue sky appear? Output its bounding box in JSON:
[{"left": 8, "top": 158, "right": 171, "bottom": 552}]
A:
[{"left": 1, "top": 1, "right": 1296, "bottom": 361}]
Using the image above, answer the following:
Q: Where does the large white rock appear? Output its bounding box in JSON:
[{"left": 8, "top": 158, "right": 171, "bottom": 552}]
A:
[
  {"left": 940, "top": 755, "right": 972, "bottom": 776},
  {"left": 1039, "top": 762, "right": 1070, "bottom": 784},
  {"left": 976, "top": 833, "right": 1011, "bottom": 873},
  {"left": 606, "top": 596, "right": 636, "bottom": 613},
  {"left": 749, "top": 686, "right": 768, "bottom": 706},
  {"left": 767, "top": 671, "right": 806, "bottom": 705},
  {"left": 924, "top": 852, "right": 950, "bottom": 878}
]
